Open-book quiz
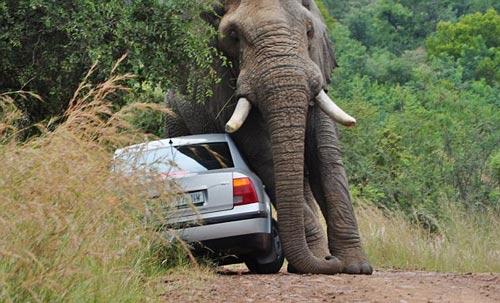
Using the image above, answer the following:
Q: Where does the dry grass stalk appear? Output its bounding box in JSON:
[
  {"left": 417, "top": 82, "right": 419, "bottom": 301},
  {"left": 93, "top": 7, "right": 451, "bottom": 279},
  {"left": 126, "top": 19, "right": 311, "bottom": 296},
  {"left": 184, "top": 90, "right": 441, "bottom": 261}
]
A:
[
  {"left": 357, "top": 201, "right": 500, "bottom": 273},
  {"left": 0, "top": 60, "right": 194, "bottom": 302}
]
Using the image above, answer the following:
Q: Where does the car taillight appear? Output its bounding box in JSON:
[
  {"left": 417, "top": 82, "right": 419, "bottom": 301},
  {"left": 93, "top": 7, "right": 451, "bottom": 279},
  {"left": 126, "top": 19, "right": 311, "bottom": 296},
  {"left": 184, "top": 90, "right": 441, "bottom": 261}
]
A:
[{"left": 233, "top": 177, "right": 259, "bottom": 205}]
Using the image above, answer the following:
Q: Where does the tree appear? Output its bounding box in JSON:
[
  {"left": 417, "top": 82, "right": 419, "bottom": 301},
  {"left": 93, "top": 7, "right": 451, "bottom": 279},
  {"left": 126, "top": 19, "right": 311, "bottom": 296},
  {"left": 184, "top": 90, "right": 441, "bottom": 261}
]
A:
[
  {"left": 427, "top": 9, "right": 499, "bottom": 84},
  {"left": 0, "top": 0, "right": 218, "bottom": 132}
]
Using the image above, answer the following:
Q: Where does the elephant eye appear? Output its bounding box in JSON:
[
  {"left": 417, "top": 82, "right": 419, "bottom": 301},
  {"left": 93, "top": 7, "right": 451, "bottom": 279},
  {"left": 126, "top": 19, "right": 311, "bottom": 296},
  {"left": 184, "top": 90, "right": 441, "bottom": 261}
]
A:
[
  {"left": 229, "top": 29, "right": 239, "bottom": 41},
  {"left": 306, "top": 21, "right": 314, "bottom": 39},
  {"left": 302, "top": 0, "right": 311, "bottom": 10}
]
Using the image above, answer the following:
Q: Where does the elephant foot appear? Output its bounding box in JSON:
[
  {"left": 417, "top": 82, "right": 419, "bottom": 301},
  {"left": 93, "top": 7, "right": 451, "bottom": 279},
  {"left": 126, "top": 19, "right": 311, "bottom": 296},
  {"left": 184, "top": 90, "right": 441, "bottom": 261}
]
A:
[
  {"left": 342, "top": 259, "right": 373, "bottom": 275},
  {"left": 287, "top": 256, "right": 343, "bottom": 274},
  {"left": 287, "top": 263, "right": 299, "bottom": 274},
  {"left": 333, "top": 247, "right": 373, "bottom": 275}
]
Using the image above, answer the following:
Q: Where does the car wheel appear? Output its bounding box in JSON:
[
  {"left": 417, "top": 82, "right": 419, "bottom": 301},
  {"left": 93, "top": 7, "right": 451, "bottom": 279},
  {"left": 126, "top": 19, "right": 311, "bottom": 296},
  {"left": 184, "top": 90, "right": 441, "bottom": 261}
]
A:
[{"left": 245, "top": 219, "right": 284, "bottom": 274}]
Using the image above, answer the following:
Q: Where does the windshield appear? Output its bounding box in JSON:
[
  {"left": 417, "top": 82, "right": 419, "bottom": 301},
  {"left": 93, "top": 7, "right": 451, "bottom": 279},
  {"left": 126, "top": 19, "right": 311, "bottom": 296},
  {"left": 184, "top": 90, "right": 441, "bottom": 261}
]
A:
[{"left": 115, "top": 142, "right": 234, "bottom": 175}]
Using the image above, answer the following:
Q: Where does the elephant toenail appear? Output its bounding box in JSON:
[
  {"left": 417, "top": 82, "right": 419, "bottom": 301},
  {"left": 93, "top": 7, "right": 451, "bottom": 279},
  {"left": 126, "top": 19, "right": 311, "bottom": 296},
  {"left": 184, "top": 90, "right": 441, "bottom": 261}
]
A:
[
  {"left": 360, "top": 262, "right": 373, "bottom": 275},
  {"left": 344, "top": 264, "right": 361, "bottom": 274}
]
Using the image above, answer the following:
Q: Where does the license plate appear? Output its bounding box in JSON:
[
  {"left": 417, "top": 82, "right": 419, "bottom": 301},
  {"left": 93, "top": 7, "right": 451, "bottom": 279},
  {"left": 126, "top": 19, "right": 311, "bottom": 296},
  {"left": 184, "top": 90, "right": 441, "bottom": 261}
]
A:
[{"left": 177, "top": 191, "right": 205, "bottom": 208}]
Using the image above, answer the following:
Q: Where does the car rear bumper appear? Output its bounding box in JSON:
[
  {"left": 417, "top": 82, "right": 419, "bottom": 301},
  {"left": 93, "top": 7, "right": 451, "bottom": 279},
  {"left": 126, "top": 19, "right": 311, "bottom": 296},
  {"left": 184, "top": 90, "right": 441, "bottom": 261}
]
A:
[
  {"left": 167, "top": 203, "right": 272, "bottom": 256},
  {"left": 176, "top": 217, "right": 270, "bottom": 242},
  {"left": 168, "top": 203, "right": 271, "bottom": 237}
]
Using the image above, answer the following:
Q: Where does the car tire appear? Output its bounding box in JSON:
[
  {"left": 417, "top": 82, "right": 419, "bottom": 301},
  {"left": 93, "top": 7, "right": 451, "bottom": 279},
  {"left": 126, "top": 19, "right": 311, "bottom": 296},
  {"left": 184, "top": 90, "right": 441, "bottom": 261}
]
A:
[{"left": 245, "top": 219, "right": 284, "bottom": 274}]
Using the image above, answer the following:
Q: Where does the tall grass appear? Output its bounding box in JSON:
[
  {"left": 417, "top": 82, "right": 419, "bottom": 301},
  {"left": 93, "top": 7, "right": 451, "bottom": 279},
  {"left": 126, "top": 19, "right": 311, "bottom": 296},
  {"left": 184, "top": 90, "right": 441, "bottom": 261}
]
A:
[
  {"left": 357, "top": 201, "right": 500, "bottom": 273},
  {"left": 0, "top": 61, "right": 190, "bottom": 302}
]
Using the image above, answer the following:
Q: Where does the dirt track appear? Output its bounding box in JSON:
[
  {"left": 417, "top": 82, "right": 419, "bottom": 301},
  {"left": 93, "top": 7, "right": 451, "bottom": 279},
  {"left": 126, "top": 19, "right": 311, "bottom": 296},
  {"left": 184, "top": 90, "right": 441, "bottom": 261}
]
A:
[{"left": 165, "top": 267, "right": 499, "bottom": 303}]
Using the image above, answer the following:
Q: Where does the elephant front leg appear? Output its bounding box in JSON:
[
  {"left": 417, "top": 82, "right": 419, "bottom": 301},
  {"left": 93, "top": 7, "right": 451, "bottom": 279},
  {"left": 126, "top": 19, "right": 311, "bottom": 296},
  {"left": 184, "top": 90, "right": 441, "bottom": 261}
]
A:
[
  {"left": 309, "top": 107, "right": 372, "bottom": 275},
  {"left": 288, "top": 177, "right": 330, "bottom": 274}
]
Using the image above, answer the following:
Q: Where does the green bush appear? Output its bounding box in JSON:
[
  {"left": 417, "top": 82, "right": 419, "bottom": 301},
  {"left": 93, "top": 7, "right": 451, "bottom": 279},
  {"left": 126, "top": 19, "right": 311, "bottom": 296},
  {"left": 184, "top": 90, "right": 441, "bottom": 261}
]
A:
[
  {"left": 427, "top": 9, "right": 500, "bottom": 84},
  {"left": 0, "top": 0, "right": 218, "bottom": 131}
]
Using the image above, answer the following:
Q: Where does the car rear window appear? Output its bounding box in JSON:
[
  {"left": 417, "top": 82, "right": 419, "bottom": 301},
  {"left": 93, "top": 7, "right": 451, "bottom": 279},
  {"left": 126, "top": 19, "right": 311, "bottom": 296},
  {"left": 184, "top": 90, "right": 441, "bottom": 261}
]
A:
[{"left": 116, "top": 142, "right": 234, "bottom": 175}]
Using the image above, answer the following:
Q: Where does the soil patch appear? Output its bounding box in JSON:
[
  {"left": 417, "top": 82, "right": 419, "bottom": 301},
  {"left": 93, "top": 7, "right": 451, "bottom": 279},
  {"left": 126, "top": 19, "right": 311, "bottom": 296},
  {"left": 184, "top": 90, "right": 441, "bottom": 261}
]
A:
[{"left": 164, "top": 266, "right": 499, "bottom": 303}]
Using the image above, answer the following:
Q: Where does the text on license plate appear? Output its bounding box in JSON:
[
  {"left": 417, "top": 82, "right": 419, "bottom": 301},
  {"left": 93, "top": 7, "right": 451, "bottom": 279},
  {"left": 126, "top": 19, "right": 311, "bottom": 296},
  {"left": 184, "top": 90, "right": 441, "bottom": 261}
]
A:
[{"left": 177, "top": 191, "right": 205, "bottom": 208}]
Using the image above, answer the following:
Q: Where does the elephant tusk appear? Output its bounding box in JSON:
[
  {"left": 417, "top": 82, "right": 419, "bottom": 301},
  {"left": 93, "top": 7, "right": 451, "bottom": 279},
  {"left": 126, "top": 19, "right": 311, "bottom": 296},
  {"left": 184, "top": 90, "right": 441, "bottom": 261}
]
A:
[
  {"left": 315, "top": 90, "right": 356, "bottom": 127},
  {"left": 225, "top": 97, "right": 252, "bottom": 133}
]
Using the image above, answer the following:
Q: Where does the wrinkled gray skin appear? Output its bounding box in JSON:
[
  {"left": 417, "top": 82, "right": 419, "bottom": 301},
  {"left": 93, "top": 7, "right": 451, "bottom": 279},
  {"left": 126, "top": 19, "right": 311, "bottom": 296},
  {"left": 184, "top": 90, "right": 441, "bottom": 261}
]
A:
[{"left": 165, "top": 0, "right": 372, "bottom": 275}]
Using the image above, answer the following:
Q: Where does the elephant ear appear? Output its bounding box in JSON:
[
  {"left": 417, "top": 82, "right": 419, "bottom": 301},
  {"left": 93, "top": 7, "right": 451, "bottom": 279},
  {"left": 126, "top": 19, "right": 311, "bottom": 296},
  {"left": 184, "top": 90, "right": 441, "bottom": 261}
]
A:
[
  {"left": 200, "top": 1, "right": 239, "bottom": 96},
  {"left": 201, "top": 2, "right": 224, "bottom": 27},
  {"left": 308, "top": 1, "right": 338, "bottom": 85},
  {"left": 199, "top": 2, "right": 240, "bottom": 125}
]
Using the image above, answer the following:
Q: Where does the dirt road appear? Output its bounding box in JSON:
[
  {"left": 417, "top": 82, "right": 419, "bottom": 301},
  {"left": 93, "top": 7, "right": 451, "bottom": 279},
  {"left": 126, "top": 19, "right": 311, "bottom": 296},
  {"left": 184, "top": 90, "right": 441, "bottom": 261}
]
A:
[{"left": 165, "top": 266, "right": 499, "bottom": 303}]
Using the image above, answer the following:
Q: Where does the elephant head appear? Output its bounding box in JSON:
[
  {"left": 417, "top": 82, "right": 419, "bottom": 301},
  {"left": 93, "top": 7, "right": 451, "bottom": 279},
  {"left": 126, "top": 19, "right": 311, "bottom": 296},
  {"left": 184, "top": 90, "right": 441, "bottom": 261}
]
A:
[
  {"left": 206, "top": 0, "right": 363, "bottom": 274},
  {"left": 221, "top": 1, "right": 356, "bottom": 132}
]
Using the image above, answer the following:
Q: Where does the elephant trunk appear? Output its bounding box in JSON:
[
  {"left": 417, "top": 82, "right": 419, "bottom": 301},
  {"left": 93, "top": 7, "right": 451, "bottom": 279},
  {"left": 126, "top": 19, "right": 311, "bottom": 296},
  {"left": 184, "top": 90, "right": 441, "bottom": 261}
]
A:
[{"left": 262, "top": 76, "right": 341, "bottom": 274}]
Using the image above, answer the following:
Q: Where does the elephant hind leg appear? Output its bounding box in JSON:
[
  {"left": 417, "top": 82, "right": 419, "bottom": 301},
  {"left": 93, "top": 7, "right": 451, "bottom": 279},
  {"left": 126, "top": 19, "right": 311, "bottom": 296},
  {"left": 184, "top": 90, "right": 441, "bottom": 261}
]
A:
[
  {"left": 309, "top": 108, "right": 372, "bottom": 275},
  {"left": 164, "top": 91, "right": 191, "bottom": 137},
  {"left": 164, "top": 113, "right": 190, "bottom": 138}
]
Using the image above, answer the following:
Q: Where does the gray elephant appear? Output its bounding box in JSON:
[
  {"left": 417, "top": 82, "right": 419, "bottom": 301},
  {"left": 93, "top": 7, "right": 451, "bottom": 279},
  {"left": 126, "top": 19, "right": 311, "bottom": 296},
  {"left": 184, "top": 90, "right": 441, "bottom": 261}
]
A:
[{"left": 164, "top": 0, "right": 372, "bottom": 275}]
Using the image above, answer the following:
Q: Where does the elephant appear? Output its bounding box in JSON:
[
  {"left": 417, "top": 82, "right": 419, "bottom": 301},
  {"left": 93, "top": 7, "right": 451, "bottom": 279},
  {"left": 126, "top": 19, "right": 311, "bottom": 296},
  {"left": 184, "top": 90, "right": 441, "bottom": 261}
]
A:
[{"left": 164, "top": 0, "right": 372, "bottom": 275}]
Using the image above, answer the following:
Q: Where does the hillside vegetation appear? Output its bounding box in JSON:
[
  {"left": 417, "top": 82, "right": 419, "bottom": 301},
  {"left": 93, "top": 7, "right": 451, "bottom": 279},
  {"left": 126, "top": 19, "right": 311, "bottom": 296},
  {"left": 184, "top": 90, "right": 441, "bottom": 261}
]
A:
[
  {"left": 0, "top": 0, "right": 499, "bottom": 301},
  {"left": 320, "top": 1, "right": 499, "bottom": 216}
]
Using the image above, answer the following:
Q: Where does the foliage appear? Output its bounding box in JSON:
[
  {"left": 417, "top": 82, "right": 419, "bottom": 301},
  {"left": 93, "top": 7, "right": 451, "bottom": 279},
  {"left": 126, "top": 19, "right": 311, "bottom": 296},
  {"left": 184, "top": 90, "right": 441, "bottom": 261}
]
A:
[
  {"left": 320, "top": 1, "right": 499, "bottom": 216},
  {"left": 344, "top": 0, "right": 415, "bottom": 54},
  {"left": 0, "top": 1, "right": 499, "bottom": 289},
  {"left": 324, "top": 0, "right": 499, "bottom": 54},
  {"left": 0, "top": 0, "right": 219, "bottom": 132},
  {"left": 427, "top": 9, "right": 500, "bottom": 84}
]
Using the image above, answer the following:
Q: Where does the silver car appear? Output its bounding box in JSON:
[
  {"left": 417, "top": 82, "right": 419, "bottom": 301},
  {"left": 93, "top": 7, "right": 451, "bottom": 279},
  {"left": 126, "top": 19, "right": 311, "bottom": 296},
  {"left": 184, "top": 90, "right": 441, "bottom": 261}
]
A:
[{"left": 113, "top": 134, "right": 284, "bottom": 274}]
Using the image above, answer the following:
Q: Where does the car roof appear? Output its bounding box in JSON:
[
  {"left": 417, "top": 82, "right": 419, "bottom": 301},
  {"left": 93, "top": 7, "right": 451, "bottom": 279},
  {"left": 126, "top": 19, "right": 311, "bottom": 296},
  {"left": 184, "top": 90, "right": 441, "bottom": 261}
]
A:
[{"left": 114, "top": 133, "right": 231, "bottom": 156}]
